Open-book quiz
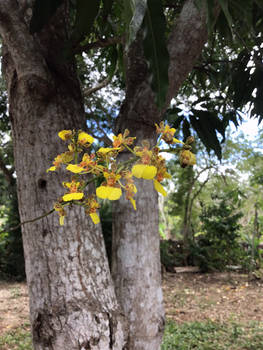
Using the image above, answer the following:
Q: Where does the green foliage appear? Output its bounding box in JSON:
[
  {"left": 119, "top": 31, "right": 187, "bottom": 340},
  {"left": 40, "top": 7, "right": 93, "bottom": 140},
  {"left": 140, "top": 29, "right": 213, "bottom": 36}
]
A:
[
  {"left": 162, "top": 320, "right": 263, "bottom": 350},
  {"left": 160, "top": 240, "right": 185, "bottom": 271},
  {"left": 0, "top": 324, "right": 32, "bottom": 350},
  {"left": 142, "top": 0, "right": 170, "bottom": 109},
  {"left": 171, "top": 0, "right": 263, "bottom": 158},
  {"left": 192, "top": 190, "right": 244, "bottom": 271},
  {"left": 0, "top": 184, "right": 24, "bottom": 280},
  {"left": 70, "top": 0, "right": 101, "bottom": 48},
  {"left": 0, "top": 79, "right": 24, "bottom": 280},
  {"left": 190, "top": 111, "right": 226, "bottom": 159}
]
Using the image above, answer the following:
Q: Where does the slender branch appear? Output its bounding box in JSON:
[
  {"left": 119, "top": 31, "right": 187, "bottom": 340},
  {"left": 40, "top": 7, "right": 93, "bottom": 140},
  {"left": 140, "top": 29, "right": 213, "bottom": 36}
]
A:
[
  {"left": 75, "top": 36, "right": 123, "bottom": 54},
  {"left": 85, "top": 122, "right": 112, "bottom": 146},
  {"left": 189, "top": 173, "right": 210, "bottom": 217},
  {"left": 94, "top": 119, "right": 113, "bottom": 145},
  {"left": 0, "top": 208, "right": 55, "bottom": 235},
  {"left": 84, "top": 65, "right": 117, "bottom": 96}
]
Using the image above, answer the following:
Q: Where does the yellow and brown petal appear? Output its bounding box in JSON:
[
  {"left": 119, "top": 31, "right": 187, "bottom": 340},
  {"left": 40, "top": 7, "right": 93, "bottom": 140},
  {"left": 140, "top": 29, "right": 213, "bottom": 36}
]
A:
[
  {"left": 78, "top": 132, "right": 94, "bottom": 145},
  {"left": 180, "top": 150, "right": 196, "bottom": 168},
  {"left": 58, "top": 130, "right": 73, "bottom": 141}
]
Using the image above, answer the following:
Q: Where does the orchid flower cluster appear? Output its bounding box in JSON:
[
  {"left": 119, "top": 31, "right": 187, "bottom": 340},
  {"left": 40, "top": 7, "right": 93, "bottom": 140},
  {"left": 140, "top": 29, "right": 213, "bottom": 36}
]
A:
[{"left": 47, "top": 123, "right": 196, "bottom": 225}]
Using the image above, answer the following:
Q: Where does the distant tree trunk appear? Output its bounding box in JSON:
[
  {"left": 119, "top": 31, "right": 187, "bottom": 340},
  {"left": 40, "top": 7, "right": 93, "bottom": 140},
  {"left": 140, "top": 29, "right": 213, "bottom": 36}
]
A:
[{"left": 0, "top": 2, "right": 125, "bottom": 349}]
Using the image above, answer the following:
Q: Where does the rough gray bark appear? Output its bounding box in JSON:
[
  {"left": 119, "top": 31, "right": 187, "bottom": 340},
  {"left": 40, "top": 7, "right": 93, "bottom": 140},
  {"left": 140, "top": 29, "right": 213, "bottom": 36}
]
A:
[
  {"left": 112, "top": 151, "right": 164, "bottom": 350},
  {"left": 113, "top": 38, "right": 164, "bottom": 350},
  {"left": 0, "top": 1, "right": 126, "bottom": 349},
  {"left": 112, "top": 1, "right": 214, "bottom": 349}
]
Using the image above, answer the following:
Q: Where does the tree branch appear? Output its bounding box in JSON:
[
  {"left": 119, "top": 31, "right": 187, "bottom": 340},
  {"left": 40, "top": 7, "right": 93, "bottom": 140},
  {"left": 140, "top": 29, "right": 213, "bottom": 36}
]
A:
[
  {"left": 115, "top": 1, "right": 220, "bottom": 137},
  {"left": 75, "top": 36, "right": 123, "bottom": 54},
  {"left": 84, "top": 64, "right": 118, "bottom": 96},
  {"left": 165, "top": 0, "right": 213, "bottom": 107},
  {"left": 84, "top": 75, "right": 113, "bottom": 96},
  {"left": 0, "top": 0, "right": 49, "bottom": 82}
]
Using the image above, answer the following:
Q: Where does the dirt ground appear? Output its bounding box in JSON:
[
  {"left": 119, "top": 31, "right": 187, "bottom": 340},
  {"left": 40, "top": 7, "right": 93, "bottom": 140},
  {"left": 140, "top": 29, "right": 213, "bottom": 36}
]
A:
[
  {"left": 163, "top": 272, "right": 263, "bottom": 324},
  {"left": 1, "top": 272, "right": 263, "bottom": 335}
]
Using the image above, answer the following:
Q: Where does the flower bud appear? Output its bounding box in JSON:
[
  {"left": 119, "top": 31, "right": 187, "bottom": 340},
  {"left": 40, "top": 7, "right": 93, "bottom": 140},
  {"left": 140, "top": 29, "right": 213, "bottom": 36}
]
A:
[{"left": 185, "top": 136, "right": 195, "bottom": 145}]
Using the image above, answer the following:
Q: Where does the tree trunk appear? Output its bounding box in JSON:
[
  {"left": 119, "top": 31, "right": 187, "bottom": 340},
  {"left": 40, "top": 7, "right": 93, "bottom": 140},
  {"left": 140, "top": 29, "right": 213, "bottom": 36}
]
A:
[
  {"left": 1, "top": 2, "right": 126, "bottom": 349},
  {"left": 112, "top": 152, "right": 164, "bottom": 350},
  {"left": 111, "top": 33, "right": 165, "bottom": 349},
  {"left": 111, "top": 2, "right": 211, "bottom": 348}
]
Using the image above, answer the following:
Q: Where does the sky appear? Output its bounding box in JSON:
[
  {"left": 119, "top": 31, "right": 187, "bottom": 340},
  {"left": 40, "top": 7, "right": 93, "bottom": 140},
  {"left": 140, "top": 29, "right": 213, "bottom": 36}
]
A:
[{"left": 232, "top": 115, "right": 259, "bottom": 141}]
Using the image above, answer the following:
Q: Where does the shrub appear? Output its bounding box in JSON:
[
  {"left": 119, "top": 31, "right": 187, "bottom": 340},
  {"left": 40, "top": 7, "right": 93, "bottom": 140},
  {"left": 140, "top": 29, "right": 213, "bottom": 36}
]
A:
[{"left": 191, "top": 192, "right": 244, "bottom": 271}]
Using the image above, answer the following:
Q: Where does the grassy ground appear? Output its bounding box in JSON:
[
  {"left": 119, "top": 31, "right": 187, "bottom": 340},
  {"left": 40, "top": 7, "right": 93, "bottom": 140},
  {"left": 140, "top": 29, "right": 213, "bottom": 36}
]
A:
[
  {"left": 162, "top": 321, "right": 263, "bottom": 349},
  {"left": 1, "top": 272, "right": 263, "bottom": 349}
]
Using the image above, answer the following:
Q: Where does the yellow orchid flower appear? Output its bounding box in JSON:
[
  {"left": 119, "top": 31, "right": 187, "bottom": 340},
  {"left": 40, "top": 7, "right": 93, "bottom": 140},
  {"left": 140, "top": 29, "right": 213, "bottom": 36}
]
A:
[
  {"left": 78, "top": 132, "right": 94, "bottom": 145},
  {"left": 62, "top": 180, "right": 84, "bottom": 202},
  {"left": 129, "top": 198, "right": 136, "bottom": 210},
  {"left": 46, "top": 151, "right": 73, "bottom": 172},
  {"left": 97, "top": 147, "right": 120, "bottom": 155},
  {"left": 84, "top": 196, "right": 100, "bottom": 224},
  {"left": 90, "top": 212, "right": 100, "bottom": 224},
  {"left": 180, "top": 150, "right": 196, "bottom": 168},
  {"left": 54, "top": 203, "right": 66, "bottom": 226},
  {"left": 59, "top": 215, "right": 65, "bottom": 225},
  {"left": 58, "top": 130, "right": 73, "bottom": 141},
  {"left": 132, "top": 164, "right": 157, "bottom": 180},
  {"left": 104, "top": 172, "right": 121, "bottom": 183},
  {"left": 62, "top": 192, "right": 84, "bottom": 202},
  {"left": 66, "top": 164, "right": 86, "bottom": 173},
  {"left": 155, "top": 122, "right": 183, "bottom": 145},
  {"left": 112, "top": 130, "right": 136, "bottom": 148},
  {"left": 153, "top": 180, "right": 167, "bottom": 197},
  {"left": 96, "top": 186, "right": 122, "bottom": 200},
  {"left": 124, "top": 182, "right": 137, "bottom": 210},
  {"left": 47, "top": 166, "right": 56, "bottom": 172}
]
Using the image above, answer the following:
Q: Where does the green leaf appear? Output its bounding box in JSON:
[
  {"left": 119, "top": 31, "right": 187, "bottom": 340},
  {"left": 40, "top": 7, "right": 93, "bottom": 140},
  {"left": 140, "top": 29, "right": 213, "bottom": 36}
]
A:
[
  {"left": 182, "top": 119, "right": 191, "bottom": 140},
  {"left": 218, "top": 0, "right": 233, "bottom": 30},
  {"left": 205, "top": 0, "right": 216, "bottom": 36},
  {"left": 102, "top": 0, "right": 113, "bottom": 18},
  {"left": 190, "top": 112, "right": 222, "bottom": 159},
  {"left": 30, "top": 0, "right": 64, "bottom": 34},
  {"left": 142, "top": 0, "right": 169, "bottom": 109},
  {"left": 71, "top": 0, "right": 101, "bottom": 46},
  {"left": 254, "top": 0, "right": 263, "bottom": 10}
]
